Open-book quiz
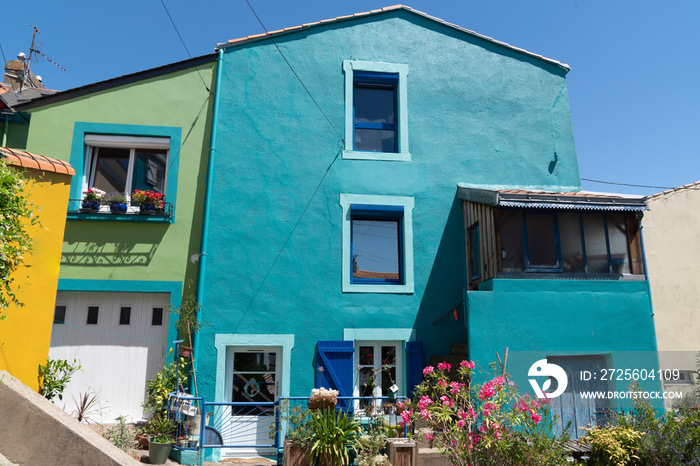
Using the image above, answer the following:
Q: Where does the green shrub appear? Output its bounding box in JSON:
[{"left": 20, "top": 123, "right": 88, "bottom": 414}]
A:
[
  {"left": 38, "top": 358, "right": 82, "bottom": 401},
  {"left": 309, "top": 409, "right": 361, "bottom": 466},
  {"left": 581, "top": 425, "right": 643, "bottom": 466},
  {"left": 105, "top": 415, "right": 136, "bottom": 452}
]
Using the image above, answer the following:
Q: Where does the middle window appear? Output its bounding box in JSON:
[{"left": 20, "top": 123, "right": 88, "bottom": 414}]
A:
[{"left": 351, "top": 205, "right": 403, "bottom": 285}]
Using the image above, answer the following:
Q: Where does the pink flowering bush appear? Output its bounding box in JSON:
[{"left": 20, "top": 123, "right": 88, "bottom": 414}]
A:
[{"left": 411, "top": 360, "right": 569, "bottom": 465}]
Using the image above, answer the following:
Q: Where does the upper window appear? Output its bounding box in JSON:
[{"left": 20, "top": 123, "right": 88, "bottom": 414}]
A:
[
  {"left": 343, "top": 61, "right": 409, "bottom": 161},
  {"left": 340, "top": 194, "right": 414, "bottom": 293},
  {"left": 499, "top": 210, "right": 633, "bottom": 275},
  {"left": 84, "top": 134, "right": 169, "bottom": 201}
]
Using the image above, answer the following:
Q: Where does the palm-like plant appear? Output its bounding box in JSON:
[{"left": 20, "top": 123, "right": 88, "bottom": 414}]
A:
[{"left": 310, "top": 409, "right": 361, "bottom": 466}]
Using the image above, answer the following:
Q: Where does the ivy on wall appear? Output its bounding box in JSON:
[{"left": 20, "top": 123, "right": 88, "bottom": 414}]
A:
[{"left": 0, "top": 159, "right": 39, "bottom": 317}]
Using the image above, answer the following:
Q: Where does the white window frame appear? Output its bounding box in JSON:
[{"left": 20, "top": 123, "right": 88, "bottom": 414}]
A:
[
  {"left": 340, "top": 194, "right": 415, "bottom": 294},
  {"left": 83, "top": 134, "right": 170, "bottom": 204},
  {"left": 343, "top": 60, "right": 410, "bottom": 161},
  {"left": 353, "top": 340, "right": 403, "bottom": 399}
]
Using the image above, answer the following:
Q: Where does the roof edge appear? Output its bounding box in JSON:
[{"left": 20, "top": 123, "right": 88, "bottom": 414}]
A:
[
  {"left": 14, "top": 54, "right": 218, "bottom": 111},
  {"left": 1, "top": 147, "right": 75, "bottom": 176},
  {"left": 219, "top": 5, "right": 570, "bottom": 71},
  {"left": 646, "top": 180, "right": 700, "bottom": 199}
]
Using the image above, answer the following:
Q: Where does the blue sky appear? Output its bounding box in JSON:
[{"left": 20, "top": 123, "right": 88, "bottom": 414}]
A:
[{"left": 3, "top": 0, "right": 698, "bottom": 196}]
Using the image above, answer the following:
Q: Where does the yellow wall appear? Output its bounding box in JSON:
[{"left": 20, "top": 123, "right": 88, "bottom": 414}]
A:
[{"left": 0, "top": 169, "right": 71, "bottom": 391}]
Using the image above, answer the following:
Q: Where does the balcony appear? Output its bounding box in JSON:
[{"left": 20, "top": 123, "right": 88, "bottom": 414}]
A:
[{"left": 66, "top": 199, "right": 174, "bottom": 223}]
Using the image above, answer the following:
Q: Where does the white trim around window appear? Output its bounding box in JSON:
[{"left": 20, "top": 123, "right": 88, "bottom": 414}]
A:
[
  {"left": 343, "top": 60, "right": 410, "bottom": 161},
  {"left": 340, "top": 194, "right": 415, "bottom": 294}
]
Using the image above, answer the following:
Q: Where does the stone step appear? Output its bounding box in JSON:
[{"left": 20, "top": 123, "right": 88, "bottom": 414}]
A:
[
  {"left": 418, "top": 448, "right": 450, "bottom": 466},
  {"left": 414, "top": 427, "right": 433, "bottom": 449},
  {"left": 450, "top": 344, "right": 469, "bottom": 357}
]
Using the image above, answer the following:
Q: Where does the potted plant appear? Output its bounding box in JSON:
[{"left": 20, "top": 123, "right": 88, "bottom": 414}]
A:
[
  {"left": 103, "top": 192, "right": 128, "bottom": 213},
  {"left": 309, "top": 387, "right": 339, "bottom": 411},
  {"left": 147, "top": 412, "right": 176, "bottom": 464},
  {"left": 132, "top": 189, "right": 165, "bottom": 215},
  {"left": 309, "top": 408, "right": 361, "bottom": 466},
  {"left": 278, "top": 400, "right": 313, "bottom": 466},
  {"left": 81, "top": 188, "right": 105, "bottom": 212}
]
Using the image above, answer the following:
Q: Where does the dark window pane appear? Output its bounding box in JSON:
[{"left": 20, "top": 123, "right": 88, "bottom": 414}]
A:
[
  {"left": 469, "top": 224, "right": 481, "bottom": 279},
  {"left": 559, "top": 212, "right": 585, "bottom": 273},
  {"left": 499, "top": 211, "right": 524, "bottom": 272},
  {"left": 359, "top": 346, "right": 374, "bottom": 366},
  {"left": 352, "top": 219, "right": 400, "bottom": 281},
  {"left": 231, "top": 372, "right": 276, "bottom": 415},
  {"left": 381, "top": 366, "right": 396, "bottom": 394},
  {"left": 525, "top": 214, "right": 558, "bottom": 267},
  {"left": 92, "top": 147, "right": 129, "bottom": 193},
  {"left": 607, "top": 214, "right": 630, "bottom": 274},
  {"left": 132, "top": 149, "right": 167, "bottom": 193},
  {"left": 583, "top": 214, "right": 610, "bottom": 273},
  {"left": 233, "top": 352, "right": 276, "bottom": 372},
  {"left": 381, "top": 346, "right": 396, "bottom": 366},
  {"left": 152, "top": 307, "right": 163, "bottom": 326},
  {"left": 119, "top": 307, "right": 131, "bottom": 325},
  {"left": 359, "top": 367, "right": 375, "bottom": 397},
  {"left": 87, "top": 306, "right": 99, "bottom": 325},
  {"left": 53, "top": 305, "right": 66, "bottom": 324},
  {"left": 355, "top": 86, "right": 395, "bottom": 124}
]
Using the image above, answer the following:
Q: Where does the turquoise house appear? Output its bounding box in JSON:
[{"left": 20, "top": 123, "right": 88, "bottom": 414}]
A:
[{"left": 192, "top": 5, "right": 661, "bottom": 445}]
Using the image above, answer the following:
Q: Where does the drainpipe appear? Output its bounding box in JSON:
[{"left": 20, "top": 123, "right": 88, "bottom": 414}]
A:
[
  {"left": 2, "top": 115, "right": 8, "bottom": 147},
  {"left": 193, "top": 48, "right": 224, "bottom": 376},
  {"left": 637, "top": 212, "right": 650, "bottom": 282}
]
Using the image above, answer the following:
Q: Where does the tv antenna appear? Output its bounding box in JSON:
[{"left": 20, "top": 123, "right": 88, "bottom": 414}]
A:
[{"left": 27, "top": 25, "right": 66, "bottom": 72}]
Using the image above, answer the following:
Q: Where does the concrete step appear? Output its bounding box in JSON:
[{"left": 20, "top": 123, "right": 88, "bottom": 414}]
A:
[
  {"left": 418, "top": 448, "right": 450, "bottom": 466},
  {"left": 450, "top": 344, "right": 469, "bottom": 357},
  {"left": 414, "top": 427, "right": 433, "bottom": 449}
]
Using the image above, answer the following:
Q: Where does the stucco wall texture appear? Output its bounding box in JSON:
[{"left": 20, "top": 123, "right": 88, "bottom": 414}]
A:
[
  {"left": 198, "top": 10, "right": 582, "bottom": 399},
  {"left": 0, "top": 169, "right": 71, "bottom": 391},
  {"left": 645, "top": 184, "right": 700, "bottom": 372}
]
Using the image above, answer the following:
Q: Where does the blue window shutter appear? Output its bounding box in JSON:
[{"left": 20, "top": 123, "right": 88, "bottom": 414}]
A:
[
  {"left": 405, "top": 341, "right": 423, "bottom": 398},
  {"left": 317, "top": 341, "right": 354, "bottom": 408}
]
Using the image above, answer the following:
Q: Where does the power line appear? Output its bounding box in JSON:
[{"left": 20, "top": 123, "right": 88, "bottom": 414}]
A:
[
  {"left": 580, "top": 178, "right": 675, "bottom": 190},
  {"left": 244, "top": 0, "right": 343, "bottom": 141},
  {"left": 159, "top": 0, "right": 212, "bottom": 94},
  {"left": 0, "top": 42, "right": 6, "bottom": 64}
]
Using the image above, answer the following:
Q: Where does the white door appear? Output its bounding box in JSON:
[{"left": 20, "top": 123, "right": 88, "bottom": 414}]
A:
[
  {"left": 219, "top": 347, "right": 280, "bottom": 457},
  {"left": 49, "top": 291, "right": 170, "bottom": 423}
]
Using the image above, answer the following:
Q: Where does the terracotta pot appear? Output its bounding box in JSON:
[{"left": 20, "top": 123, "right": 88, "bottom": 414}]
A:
[
  {"left": 179, "top": 346, "right": 193, "bottom": 358},
  {"left": 308, "top": 399, "right": 336, "bottom": 411}
]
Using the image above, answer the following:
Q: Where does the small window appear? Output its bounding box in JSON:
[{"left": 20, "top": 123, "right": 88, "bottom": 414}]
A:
[
  {"left": 53, "top": 305, "right": 66, "bottom": 324},
  {"left": 351, "top": 205, "right": 403, "bottom": 284},
  {"left": 343, "top": 61, "right": 410, "bottom": 161},
  {"left": 87, "top": 306, "right": 99, "bottom": 325},
  {"left": 354, "top": 72, "right": 398, "bottom": 153},
  {"left": 663, "top": 370, "right": 694, "bottom": 385},
  {"left": 151, "top": 307, "right": 163, "bottom": 326},
  {"left": 119, "top": 306, "right": 131, "bottom": 325},
  {"left": 469, "top": 223, "right": 481, "bottom": 281},
  {"left": 355, "top": 341, "right": 401, "bottom": 398},
  {"left": 341, "top": 194, "right": 414, "bottom": 293},
  {"left": 84, "top": 135, "right": 169, "bottom": 201}
]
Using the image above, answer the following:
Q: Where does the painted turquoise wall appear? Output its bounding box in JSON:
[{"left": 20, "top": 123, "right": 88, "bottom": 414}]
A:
[
  {"left": 198, "top": 10, "right": 582, "bottom": 400},
  {"left": 467, "top": 279, "right": 663, "bottom": 410}
]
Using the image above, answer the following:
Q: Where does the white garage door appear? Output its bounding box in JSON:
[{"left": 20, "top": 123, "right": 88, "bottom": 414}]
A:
[{"left": 49, "top": 291, "right": 170, "bottom": 423}]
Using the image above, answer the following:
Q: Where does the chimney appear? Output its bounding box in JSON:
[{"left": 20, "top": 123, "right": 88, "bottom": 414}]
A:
[{"left": 3, "top": 53, "right": 45, "bottom": 92}]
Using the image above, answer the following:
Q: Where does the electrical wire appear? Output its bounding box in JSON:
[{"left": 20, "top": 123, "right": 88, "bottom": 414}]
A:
[
  {"left": 159, "top": 0, "right": 212, "bottom": 94},
  {"left": 580, "top": 178, "right": 675, "bottom": 190},
  {"left": 244, "top": 0, "right": 343, "bottom": 140}
]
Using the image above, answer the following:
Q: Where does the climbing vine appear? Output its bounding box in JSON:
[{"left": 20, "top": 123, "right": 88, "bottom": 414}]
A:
[{"left": 0, "top": 158, "right": 38, "bottom": 317}]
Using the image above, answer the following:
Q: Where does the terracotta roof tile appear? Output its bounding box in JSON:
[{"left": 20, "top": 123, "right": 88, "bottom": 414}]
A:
[
  {"left": 0, "top": 147, "right": 75, "bottom": 176},
  {"left": 646, "top": 181, "right": 700, "bottom": 199},
  {"left": 354, "top": 270, "right": 400, "bottom": 280},
  {"left": 498, "top": 189, "right": 614, "bottom": 198},
  {"left": 218, "top": 5, "right": 569, "bottom": 70}
]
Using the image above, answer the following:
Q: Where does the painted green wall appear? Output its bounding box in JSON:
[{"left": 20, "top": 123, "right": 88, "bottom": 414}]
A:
[
  {"left": 1, "top": 119, "right": 29, "bottom": 149},
  {"left": 22, "top": 62, "right": 216, "bottom": 287},
  {"left": 197, "top": 10, "right": 582, "bottom": 400}
]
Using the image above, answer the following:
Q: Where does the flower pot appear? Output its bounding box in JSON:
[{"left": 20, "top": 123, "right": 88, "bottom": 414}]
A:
[
  {"left": 139, "top": 203, "right": 157, "bottom": 215},
  {"left": 308, "top": 399, "right": 336, "bottom": 411},
  {"left": 283, "top": 440, "right": 312, "bottom": 466},
  {"left": 109, "top": 203, "right": 128, "bottom": 214},
  {"left": 80, "top": 200, "right": 100, "bottom": 213},
  {"left": 148, "top": 439, "right": 173, "bottom": 464},
  {"left": 136, "top": 433, "right": 149, "bottom": 449},
  {"left": 179, "top": 346, "right": 193, "bottom": 358}
]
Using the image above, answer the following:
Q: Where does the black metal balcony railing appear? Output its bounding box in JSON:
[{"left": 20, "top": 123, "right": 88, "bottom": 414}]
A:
[{"left": 66, "top": 199, "right": 173, "bottom": 221}]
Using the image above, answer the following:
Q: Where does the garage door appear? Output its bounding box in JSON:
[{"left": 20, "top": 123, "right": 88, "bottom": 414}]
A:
[{"left": 49, "top": 291, "right": 170, "bottom": 423}]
